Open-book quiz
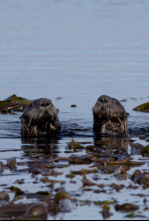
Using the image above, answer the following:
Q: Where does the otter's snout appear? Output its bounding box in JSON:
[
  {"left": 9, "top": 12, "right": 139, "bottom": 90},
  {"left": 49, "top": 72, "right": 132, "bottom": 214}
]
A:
[
  {"left": 40, "top": 102, "right": 51, "bottom": 107},
  {"left": 37, "top": 98, "right": 52, "bottom": 108},
  {"left": 98, "top": 95, "right": 110, "bottom": 104}
]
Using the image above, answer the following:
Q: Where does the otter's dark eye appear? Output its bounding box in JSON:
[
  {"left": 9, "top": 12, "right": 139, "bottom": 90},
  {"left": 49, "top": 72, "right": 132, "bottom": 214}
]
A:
[
  {"left": 41, "top": 103, "right": 45, "bottom": 107},
  {"left": 46, "top": 103, "right": 50, "bottom": 107},
  {"left": 113, "top": 99, "right": 119, "bottom": 105},
  {"left": 100, "top": 99, "right": 108, "bottom": 104}
]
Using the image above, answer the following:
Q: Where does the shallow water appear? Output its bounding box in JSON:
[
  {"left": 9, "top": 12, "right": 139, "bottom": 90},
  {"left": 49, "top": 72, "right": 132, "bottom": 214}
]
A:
[{"left": 0, "top": 0, "right": 149, "bottom": 220}]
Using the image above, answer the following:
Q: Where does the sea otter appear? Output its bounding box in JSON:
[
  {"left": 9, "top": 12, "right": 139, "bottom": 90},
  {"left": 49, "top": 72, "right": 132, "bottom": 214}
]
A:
[
  {"left": 20, "top": 98, "right": 61, "bottom": 137},
  {"left": 92, "top": 95, "right": 129, "bottom": 137}
]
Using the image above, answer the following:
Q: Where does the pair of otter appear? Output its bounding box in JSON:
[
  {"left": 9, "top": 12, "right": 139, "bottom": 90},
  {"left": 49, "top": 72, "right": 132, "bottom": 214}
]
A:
[{"left": 20, "top": 95, "right": 129, "bottom": 137}]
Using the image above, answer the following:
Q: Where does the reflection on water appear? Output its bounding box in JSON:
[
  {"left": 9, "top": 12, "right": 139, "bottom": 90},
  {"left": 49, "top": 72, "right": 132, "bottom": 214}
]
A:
[
  {"left": 94, "top": 136, "right": 129, "bottom": 156},
  {"left": 21, "top": 136, "right": 60, "bottom": 157}
]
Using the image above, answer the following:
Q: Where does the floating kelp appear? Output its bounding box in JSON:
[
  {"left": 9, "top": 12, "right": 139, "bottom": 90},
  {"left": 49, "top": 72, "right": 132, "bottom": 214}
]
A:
[
  {"left": 6, "top": 159, "right": 17, "bottom": 171},
  {"left": 0, "top": 191, "right": 9, "bottom": 201},
  {"left": 0, "top": 204, "right": 30, "bottom": 219},
  {"left": 0, "top": 202, "right": 48, "bottom": 220},
  {"left": 9, "top": 186, "right": 25, "bottom": 197},
  {"left": 107, "top": 159, "right": 144, "bottom": 167},
  {"left": 110, "top": 183, "right": 125, "bottom": 192},
  {"left": 0, "top": 161, "right": 6, "bottom": 174},
  {"left": 141, "top": 145, "right": 149, "bottom": 156},
  {"left": 71, "top": 104, "right": 77, "bottom": 108},
  {"left": 141, "top": 177, "right": 149, "bottom": 189},
  {"left": 115, "top": 203, "right": 139, "bottom": 213},
  {"left": 68, "top": 139, "right": 85, "bottom": 150},
  {"left": 72, "top": 168, "right": 98, "bottom": 175},
  {"left": 131, "top": 170, "right": 142, "bottom": 183},
  {"left": 101, "top": 204, "right": 112, "bottom": 219},
  {"left": 94, "top": 200, "right": 115, "bottom": 206},
  {"left": 125, "top": 213, "right": 146, "bottom": 219},
  {"left": 82, "top": 174, "right": 97, "bottom": 187},
  {"left": 130, "top": 170, "right": 149, "bottom": 189},
  {"left": 0, "top": 94, "right": 31, "bottom": 113},
  {"left": 133, "top": 102, "right": 149, "bottom": 112}
]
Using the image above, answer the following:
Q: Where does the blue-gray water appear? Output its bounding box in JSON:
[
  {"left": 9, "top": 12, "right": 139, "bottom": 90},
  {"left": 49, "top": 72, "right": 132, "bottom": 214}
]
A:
[
  {"left": 0, "top": 0, "right": 149, "bottom": 101},
  {"left": 0, "top": 0, "right": 149, "bottom": 220}
]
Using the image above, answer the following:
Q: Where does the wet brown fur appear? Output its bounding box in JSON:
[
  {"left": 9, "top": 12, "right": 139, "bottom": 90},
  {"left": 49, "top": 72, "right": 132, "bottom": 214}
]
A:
[
  {"left": 92, "top": 95, "right": 129, "bottom": 137},
  {"left": 20, "top": 98, "right": 61, "bottom": 137}
]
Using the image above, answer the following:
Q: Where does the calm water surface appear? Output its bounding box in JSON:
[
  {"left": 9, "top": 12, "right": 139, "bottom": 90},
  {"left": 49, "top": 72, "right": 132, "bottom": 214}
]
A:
[{"left": 0, "top": 0, "right": 149, "bottom": 220}]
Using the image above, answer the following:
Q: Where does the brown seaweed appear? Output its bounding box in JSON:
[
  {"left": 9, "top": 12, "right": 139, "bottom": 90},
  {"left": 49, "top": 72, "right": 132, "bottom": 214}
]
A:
[
  {"left": 0, "top": 94, "right": 31, "bottom": 113},
  {"left": 133, "top": 102, "right": 149, "bottom": 112}
]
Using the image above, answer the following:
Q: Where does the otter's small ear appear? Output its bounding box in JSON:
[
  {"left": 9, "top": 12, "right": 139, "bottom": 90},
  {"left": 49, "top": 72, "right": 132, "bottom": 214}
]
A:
[
  {"left": 29, "top": 102, "right": 34, "bottom": 108},
  {"left": 56, "top": 109, "right": 59, "bottom": 114},
  {"left": 20, "top": 116, "right": 25, "bottom": 122},
  {"left": 125, "top": 113, "right": 129, "bottom": 119}
]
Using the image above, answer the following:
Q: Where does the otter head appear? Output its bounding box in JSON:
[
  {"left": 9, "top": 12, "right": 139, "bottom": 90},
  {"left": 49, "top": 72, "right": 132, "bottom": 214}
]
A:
[
  {"left": 92, "top": 95, "right": 129, "bottom": 137},
  {"left": 20, "top": 98, "right": 61, "bottom": 137}
]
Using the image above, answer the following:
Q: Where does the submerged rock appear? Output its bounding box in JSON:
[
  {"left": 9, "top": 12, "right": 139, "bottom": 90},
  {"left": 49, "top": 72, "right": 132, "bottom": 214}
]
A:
[
  {"left": 54, "top": 191, "right": 73, "bottom": 213},
  {"left": 25, "top": 203, "right": 48, "bottom": 220},
  {"left": 54, "top": 191, "right": 72, "bottom": 204}
]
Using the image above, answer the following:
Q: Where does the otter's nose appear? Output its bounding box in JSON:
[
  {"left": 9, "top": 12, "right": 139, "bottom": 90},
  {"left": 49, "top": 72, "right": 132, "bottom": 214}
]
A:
[
  {"left": 40, "top": 102, "right": 50, "bottom": 107},
  {"left": 100, "top": 97, "right": 108, "bottom": 104}
]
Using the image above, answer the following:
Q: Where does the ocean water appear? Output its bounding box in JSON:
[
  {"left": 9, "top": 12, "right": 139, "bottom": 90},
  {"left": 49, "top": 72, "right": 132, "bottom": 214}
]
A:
[
  {"left": 0, "top": 0, "right": 149, "bottom": 99},
  {"left": 0, "top": 0, "right": 149, "bottom": 220}
]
